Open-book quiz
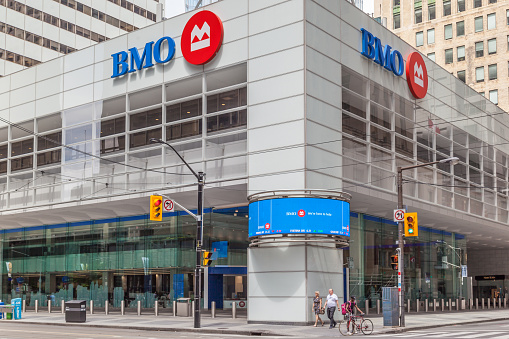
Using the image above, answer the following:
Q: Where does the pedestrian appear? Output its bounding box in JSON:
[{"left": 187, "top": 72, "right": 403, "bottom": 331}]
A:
[
  {"left": 312, "top": 291, "right": 324, "bottom": 327},
  {"left": 326, "top": 288, "right": 340, "bottom": 329}
]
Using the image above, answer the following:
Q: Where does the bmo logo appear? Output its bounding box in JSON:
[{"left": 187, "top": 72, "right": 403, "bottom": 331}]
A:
[
  {"left": 406, "top": 52, "right": 428, "bottom": 99},
  {"left": 360, "top": 28, "right": 428, "bottom": 99},
  {"left": 181, "top": 10, "right": 224, "bottom": 65},
  {"left": 111, "top": 10, "right": 223, "bottom": 78}
]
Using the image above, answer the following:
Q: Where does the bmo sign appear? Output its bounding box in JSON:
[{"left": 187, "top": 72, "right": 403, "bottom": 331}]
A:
[
  {"left": 360, "top": 28, "right": 428, "bottom": 99},
  {"left": 111, "top": 11, "right": 223, "bottom": 78}
]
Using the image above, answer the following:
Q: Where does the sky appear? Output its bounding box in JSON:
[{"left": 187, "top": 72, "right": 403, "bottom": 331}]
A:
[{"left": 364, "top": 0, "right": 374, "bottom": 14}]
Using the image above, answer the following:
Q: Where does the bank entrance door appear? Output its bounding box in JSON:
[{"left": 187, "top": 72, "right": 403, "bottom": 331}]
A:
[{"left": 206, "top": 267, "right": 247, "bottom": 309}]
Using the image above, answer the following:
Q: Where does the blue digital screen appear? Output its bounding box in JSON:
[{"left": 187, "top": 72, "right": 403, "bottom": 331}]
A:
[{"left": 249, "top": 198, "right": 350, "bottom": 237}]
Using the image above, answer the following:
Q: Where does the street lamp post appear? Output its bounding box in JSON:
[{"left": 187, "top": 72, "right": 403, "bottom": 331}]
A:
[
  {"left": 150, "top": 138, "right": 205, "bottom": 329},
  {"left": 396, "top": 156, "right": 459, "bottom": 327}
]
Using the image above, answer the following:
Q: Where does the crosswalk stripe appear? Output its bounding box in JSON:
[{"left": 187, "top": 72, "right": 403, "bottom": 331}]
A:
[
  {"left": 459, "top": 332, "right": 506, "bottom": 338},
  {"left": 428, "top": 332, "right": 475, "bottom": 337}
]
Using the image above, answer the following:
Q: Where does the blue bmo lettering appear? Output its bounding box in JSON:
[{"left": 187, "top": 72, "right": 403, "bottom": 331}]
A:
[
  {"left": 111, "top": 36, "right": 176, "bottom": 78},
  {"left": 360, "top": 28, "right": 404, "bottom": 77}
]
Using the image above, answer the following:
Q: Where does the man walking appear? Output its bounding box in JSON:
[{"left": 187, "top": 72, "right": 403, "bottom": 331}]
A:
[{"left": 326, "top": 288, "right": 340, "bottom": 329}]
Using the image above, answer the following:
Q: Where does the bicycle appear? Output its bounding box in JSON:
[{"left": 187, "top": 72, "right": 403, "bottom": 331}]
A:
[{"left": 339, "top": 314, "right": 374, "bottom": 335}]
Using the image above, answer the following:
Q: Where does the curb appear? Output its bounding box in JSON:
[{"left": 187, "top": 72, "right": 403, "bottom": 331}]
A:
[
  {"left": 373, "top": 316, "right": 509, "bottom": 335},
  {"left": 0, "top": 320, "right": 286, "bottom": 337}
]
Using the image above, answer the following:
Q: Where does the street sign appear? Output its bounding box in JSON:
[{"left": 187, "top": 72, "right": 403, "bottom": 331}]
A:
[
  {"left": 461, "top": 265, "right": 468, "bottom": 278},
  {"left": 394, "top": 209, "right": 405, "bottom": 222},
  {"left": 164, "top": 199, "right": 174, "bottom": 212},
  {"left": 347, "top": 257, "right": 354, "bottom": 269}
]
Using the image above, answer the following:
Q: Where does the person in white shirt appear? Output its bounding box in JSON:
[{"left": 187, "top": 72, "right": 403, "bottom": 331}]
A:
[{"left": 326, "top": 288, "right": 340, "bottom": 329}]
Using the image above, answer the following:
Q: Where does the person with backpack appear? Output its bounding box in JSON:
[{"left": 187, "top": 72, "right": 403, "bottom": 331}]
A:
[
  {"left": 326, "top": 289, "right": 340, "bottom": 329},
  {"left": 346, "top": 296, "right": 364, "bottom": 335}
]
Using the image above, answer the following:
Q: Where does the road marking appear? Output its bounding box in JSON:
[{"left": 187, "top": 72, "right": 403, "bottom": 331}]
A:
[
  {"left": 0, "top": 329, "right": 120, "bottom": 337},
  {"left": 459, "top": 332, "right": 506, "bottom": 338},
  {"left": 429, "top": 332, "right": 480, "bottom": 337}
]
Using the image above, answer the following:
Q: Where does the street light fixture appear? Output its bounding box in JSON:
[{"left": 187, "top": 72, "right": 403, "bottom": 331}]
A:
[
  {"left": 396, "top": 156, "right": 459, "bottom": 327},
  {"left": 150, "top": 138, "right": 205, "bottom": 329}
]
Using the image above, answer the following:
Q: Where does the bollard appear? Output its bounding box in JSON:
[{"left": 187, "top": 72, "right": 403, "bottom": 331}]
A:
[
  {"left": 61, "top": 302, "right": 65, "bottom": 314},
  {"left": 376, "top": 299, "right": 380, "bottom": 314},
  {"left": 121, "top": 300, "right": 125, "bottom": 315},
  {"left": 192, "top": 300, "right": 195, "bottom": 318},
  {"left": 469, "top": 299, "right": 472, "bottom": 310},
  {"left": 433, "top": 299, "right": 436, "bottom": 312},
  {"left": 48, "top": 300, "right": 52, "bottom": 313},
  {"left": 476, "top": 298, "right": 479, "bottom": 310},
  {"left": 35, "top": 300, "right": 39, "bottom": 313},
  {"left": 448, "top": 298, "right": 452, "bottom": 311},
  {"left": 22, "top": 299, "right": 26, "bottom": 313},
  {"left": 505, "top": 298, "right": 507, "bottom": 309},
  {"left": 90, "top": 300, "right": 94, "bottom": 315},
  {"left": 232, "top": 301, "right": 237, "bottom": 319},
  {"left": 173, "top": 301, "right": 176, "bottom": 317},
  {"left": 407, "top": 299, "right": 410, "bottom": 313},
  {"left": 425, "top": 299, "right": 428, "bottom": 312},
  {"left": 441, "top": 299, "right": 444, "bottom": 312},
  {"left": 365, "top": 300, "right": 369, "bottom": 315},
  {"left": 488, "top": 298, "right": 490, "bottom": 309},
  {"left": 211, "top": 301, "right": 216, "bottom": 318},
  {"left": 137, "top": 300, "right": 141, "bottom": 316},
  {"left": 499, "top": 298, "right": 502, "bottom": 309},
  {"left": 416, "top": 299, "right": 420, "bottom": 313},
  {"left": 482, "top": 298, "right": 485, "bottom": 309},
  {"left": 456, "top": 299, "right": 459, "bottom": 311},
  {"left": 155, "top": 300, "right": 159, "bottom": 316},
  {"left": 105, "top": 301, "right": 109, "bottom": 315}
]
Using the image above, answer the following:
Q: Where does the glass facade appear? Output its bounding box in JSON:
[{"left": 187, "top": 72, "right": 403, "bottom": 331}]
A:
[
  {"left": 1, "top": 207, "right": 249, "bottom": 307},
  {"left": 344, "top": 213, "right": 466, "bottom": 308}
]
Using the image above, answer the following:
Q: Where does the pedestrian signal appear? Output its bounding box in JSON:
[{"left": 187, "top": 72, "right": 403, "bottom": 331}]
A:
[
  {"left": 391, "top": 254, "right": 398, "bottom": 270},
  {"left": 404, "top": 212, "right": 418, "bottom": 237},
  {"left": 203, "top": 251, "right": 213, "bottom": 267},
  {"left": 150, "top": 195, "right": 163, "bottom": 221}
]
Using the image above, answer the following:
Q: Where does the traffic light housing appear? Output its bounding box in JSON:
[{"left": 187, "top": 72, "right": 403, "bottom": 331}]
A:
[
  {"left": 391, "top": 254, "right": 398, "bottom": 270},
  {"left": 150, "top": 195, "right": 163, "bottom": 221},
  {"left": 404, "top": 212, "right": 418, "bottom": 237},
  {"left": 203, "top": 251, "right": 213, "bottom": 267}
]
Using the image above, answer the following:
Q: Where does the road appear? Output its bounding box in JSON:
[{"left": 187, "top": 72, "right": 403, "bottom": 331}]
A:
[{"left": 4, "top": 320, "right": 509, "bottom": 338}]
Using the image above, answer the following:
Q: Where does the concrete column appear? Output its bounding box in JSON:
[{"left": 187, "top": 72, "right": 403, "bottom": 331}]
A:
[
  {"left": 488, "top": 298, "right": 490, "bottom": 309},
  {"left": 211, "top": 301, "right": 216, "bottom": 318},
  {"left": 456, "top": 299, "right": 459, "bottom": 311},
  {"left": 499, "top": 298, "right": 502, "bottom": 309},
  {"left": 407, "top": 299, "right": 410, "bottom": 313},
  {"left": 61, "top": 302, "right": 64, "bottom": 314},
  {"left": 476, "top": 298, "right": 478, "bottom": 310},
  {"left": 505, "top": 298, "right": 507, "bottom": 309},
  {"left": 173, "top": 301, "right": 176, "bottom": 317},
  {"left": 482, "top": 298, "right": 485, "bottom": 309},
  {"left": 22, "top": 299, "right": 26, "bottom": 313},
  {"left": 232, "top": 301, "right": 237, "bottom": 319},
  {"left": 248, "top": 243, "right": 343, "bottom": 324},
  {"left": 433, "top": 299, "right": 436, "bottom": 312}
]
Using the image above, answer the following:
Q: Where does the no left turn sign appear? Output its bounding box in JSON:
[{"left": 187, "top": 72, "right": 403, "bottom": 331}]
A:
[
  {"left": 394, "top": 209, "right": 405, "bottom": 222},
  {"left": 164, "top": 199, "right": 174, "bottom": 212}
]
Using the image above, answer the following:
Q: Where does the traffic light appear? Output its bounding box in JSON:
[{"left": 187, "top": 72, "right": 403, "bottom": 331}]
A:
[
  {"left": 150, "top": 195, "right": 163, "bottom": 221},
  {"left": 391, "top": 254, "right": 398, "bottom": 270},
  {"left": 404, "top": 212, "right": 418, "bottom": 237},
  {"left": 203, "top": 251, "right": 213, "bottom": 267}
]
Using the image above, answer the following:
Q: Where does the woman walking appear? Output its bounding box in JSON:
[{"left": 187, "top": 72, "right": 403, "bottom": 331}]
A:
[{"left": 312, "top": 291, "right": 324, "bottom": 327}]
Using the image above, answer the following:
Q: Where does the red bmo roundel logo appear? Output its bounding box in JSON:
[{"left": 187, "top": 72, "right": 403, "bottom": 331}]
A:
[
  {"left": 406, "top": 52, "right": 428, "bottom": 99},
  {"left": 181, "top": 11, "right": 224, "bottom": 65}
]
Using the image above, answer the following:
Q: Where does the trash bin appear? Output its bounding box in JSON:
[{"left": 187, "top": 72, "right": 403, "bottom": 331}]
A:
[
  {"left": 65, "top": 300, "right": 86, "bottom": 323},
  {"left": 176, "top": 298, "right": 191, "bottom": 317},
  {"left": 0, "top": 301, "right": 3, "bottom": 320},
  {"left": 12, "top": 298, "right": 21, "bottom": 320},
  {"left": 6, "top": 305, "right": 12, "bottom": 320}
]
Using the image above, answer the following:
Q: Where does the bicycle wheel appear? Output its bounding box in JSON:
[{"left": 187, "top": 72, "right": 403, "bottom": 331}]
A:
[
  {"left": 360, "top": 319, "right": 374, "bottom": 335},
  {"left": 339, "top": 320, "right": 350, "bottom": 336}
]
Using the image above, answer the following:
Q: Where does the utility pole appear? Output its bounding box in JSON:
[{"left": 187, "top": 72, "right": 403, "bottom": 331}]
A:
[{"left": 150, "top": 138, "right": 205, "bottom": 328}]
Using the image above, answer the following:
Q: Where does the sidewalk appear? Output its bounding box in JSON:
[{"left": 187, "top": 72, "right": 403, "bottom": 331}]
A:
[{"left": 2, "top": 308, "right": 509, "bottom": 337}]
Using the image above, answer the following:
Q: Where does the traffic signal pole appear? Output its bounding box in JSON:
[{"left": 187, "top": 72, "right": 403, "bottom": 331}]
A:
[{"left": 397, "top": 167, "right": 405, "bottom": 327}]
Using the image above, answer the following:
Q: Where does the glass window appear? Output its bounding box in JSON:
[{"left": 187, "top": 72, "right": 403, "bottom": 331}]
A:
[
  {"left": 129, "top": 128, "right": 162, "bottom": 149},
  {"left": 101, "top": 117, "right": 125, "bottom": 137},
  {"left": 416, "top": 31, "right": 424, "bottom": 46},
  {"left": 38, "top": 132, "right": 61, "bottom": 151},
  {"left": 427, "top": 52, "right": 435, "bottom": 61},
  {"left": 100, "top": 136, "right": 125, "bottom": 154},
  {"left": 445, "top": 48, "right": 453, "bottom": 64},
  {"left": 488, "top": 64, "right": 497, "bottom": 80},
  {"left": 207, "top": 110, "right": 247, "bottom": 134},
  {"left": 443, "top": 0, "right": 451, "bottom": 16},
  {"left": 489, "top": 90, "right": 498, "bottom": 104},
  {"left": 475, "top": 16, "right": 483, "bottom": 32},
  {"left": 37, "top": 150, "right": 61, "bottom": 166},
  {"left": 488, "top": 38, "right": 497, "bottom": 54},
  {"left": 428, "top": 4, "right": 435, "bottom": 20},
  {"left": 11, "top": 155, "right": 33, "bottom": 172},
  {"left": 427, "top": 29, "right": 434, "bottom": 44},
  {"left": 167, "top": 119, "right": 202, "bottom": 141},
  {"left": 487, "top": 13, "right": 496, "bottom": 30},
  {"left": 475, "top": 41, "right": 484, "bottom": 57},
  {"left": 394, "top": 0, "right": 400, "bottom": 5},
  {"left": 11, "top": 138, "right": 33, "bottom": 157},
  {"left": 489, "top": 0, "right": 496, "bottom": 3},
  {"left": 415, "top": 6, "right": 422, "bottom": 24},
  {"left": 458, "top": 0, "right": 465, "bottom": 11},
  {"left": 207, "top": 88, "right": 247, "bottom": 114},
  {"left": 342, "top": 113, "right": 366, "bottom": 140},
  {"left": 457, "top": 70, "right": 466, "bottom": 82},
  {"left": 476, "top": 66, "right": 484, "bottom": 82},
  {"left": 394, "top": 14, "right": 400, "bottom": 29},
  {"left": 474, "top": 0, "right": 482, "bottom": 7},
  {"left": 507, "top": 10, "right": 509, "bottom": 25},
  {"left": 456, "top": 21, "right": 465, "bottom": 36},
  {"left": 457, "top": 46, "right": 465, "bottom": 61},
  {"left": 129, "top": 108, "right": 162, "bottom": 131},
  {"left": 167, "top": 98, "right": 202, "bottom": 122},
  {"left": 444, "top": 24, "right": 452, "bottom": 40}
]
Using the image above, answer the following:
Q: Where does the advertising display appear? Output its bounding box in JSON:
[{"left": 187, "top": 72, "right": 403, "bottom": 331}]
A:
[{"left": 248, "top": 198, "right": 350, "bottom": 237}]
